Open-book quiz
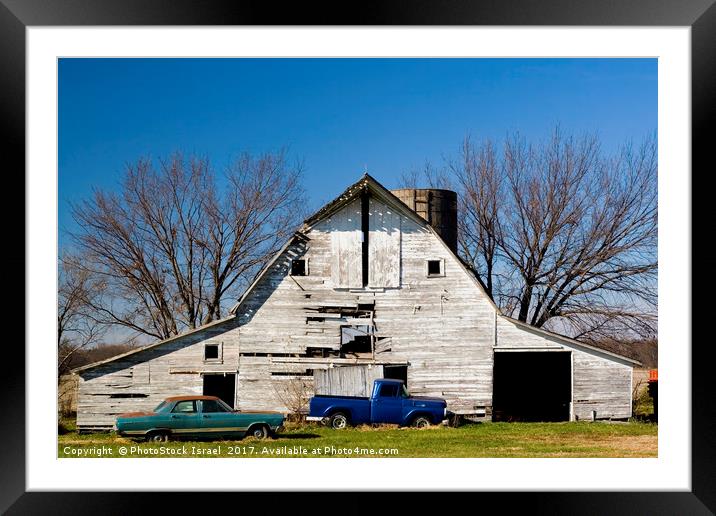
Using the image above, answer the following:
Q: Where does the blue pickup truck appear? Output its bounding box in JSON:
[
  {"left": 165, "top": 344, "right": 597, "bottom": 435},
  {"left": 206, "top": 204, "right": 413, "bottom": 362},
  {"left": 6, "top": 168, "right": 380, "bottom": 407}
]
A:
[{"left": 307, "top": 378, "right": 448, "bottom": 429}]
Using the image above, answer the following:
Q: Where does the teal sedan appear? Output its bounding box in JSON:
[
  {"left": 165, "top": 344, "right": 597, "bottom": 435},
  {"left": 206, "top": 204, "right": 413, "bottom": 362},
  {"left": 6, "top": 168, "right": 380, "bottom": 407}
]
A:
[{"left": 115, "top": 395, "right": 284, "bottom": 442}]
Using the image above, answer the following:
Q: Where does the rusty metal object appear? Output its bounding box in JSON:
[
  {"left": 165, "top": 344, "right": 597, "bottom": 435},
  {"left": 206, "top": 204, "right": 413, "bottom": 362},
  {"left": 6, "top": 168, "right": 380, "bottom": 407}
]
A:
[{"left": 390, "top": 188, "right": 458, "bottom": 252}]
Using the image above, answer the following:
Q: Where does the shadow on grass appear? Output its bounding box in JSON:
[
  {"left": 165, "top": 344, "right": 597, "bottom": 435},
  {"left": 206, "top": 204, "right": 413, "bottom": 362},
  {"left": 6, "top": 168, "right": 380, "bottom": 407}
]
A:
[{"left": 275, "top": 433, "right": 321, "bottom": 440}]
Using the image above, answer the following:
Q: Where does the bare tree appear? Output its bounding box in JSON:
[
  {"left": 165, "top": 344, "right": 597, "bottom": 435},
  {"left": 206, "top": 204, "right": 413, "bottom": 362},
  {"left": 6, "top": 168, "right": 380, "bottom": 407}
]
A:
[
  {"left": 69, "top": 149, "right": 306, "bottom": 340},
  {"left": 409, "top": 128, "right": 657, "bottom": 341},
  {"left": 57, "top": 252, "right": 107, "bottom": 375},
  {"left": 399, "top": 160, "right": 452, "bottom": 191},
  {"left": 271, "top": 377, "right": 312, "bottom": 422},
  {"left": 450, "top": 137, "right": 501, "bottom": 298}
]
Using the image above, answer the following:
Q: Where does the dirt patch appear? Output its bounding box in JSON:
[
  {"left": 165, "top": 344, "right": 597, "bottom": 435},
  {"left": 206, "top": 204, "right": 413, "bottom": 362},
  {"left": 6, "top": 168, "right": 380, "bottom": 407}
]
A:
[
  {"left": 551, "top": 435, "right": 656, "bottom": 457},
  {"left": 608, "top": 435, "right": 657, "bottom": 455}
]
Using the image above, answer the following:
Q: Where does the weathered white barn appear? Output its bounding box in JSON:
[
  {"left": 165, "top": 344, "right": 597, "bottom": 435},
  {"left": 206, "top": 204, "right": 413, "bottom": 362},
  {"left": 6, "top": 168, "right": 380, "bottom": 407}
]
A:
[{"left": 73, "top": 174, "right": 640, "bottom": 430}]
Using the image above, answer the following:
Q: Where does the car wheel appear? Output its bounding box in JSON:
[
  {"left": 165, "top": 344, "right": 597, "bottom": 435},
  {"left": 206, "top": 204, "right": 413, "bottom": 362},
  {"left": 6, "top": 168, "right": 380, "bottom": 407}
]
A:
[
  {"left": 329, "top": 412, "right": 349, "bottom": 430},
  {"left": 146, "top": 431, "right": 170, "bottom": 443},
  {"left": 248, "top": 425, "right": 269, "bottom": 439},
  {"left": 411, "top": 416, "right": 431, "bottom": 428}
]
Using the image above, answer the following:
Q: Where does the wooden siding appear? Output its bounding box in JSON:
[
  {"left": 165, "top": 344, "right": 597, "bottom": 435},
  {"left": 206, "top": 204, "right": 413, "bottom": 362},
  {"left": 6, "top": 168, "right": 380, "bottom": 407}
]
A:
[
  {"left": 495, "top": 317, "right": 633, "bottom": 420},
  {"left": 76, "top": 319, "right": 242, "bottom": 428},
  {"left": 328, "top": 197, "right": 362, "bottom": 288},
  {"left": 232, "top": 198, "right": 497, "bottom": 414},
  {"left": 315, "top": 365, "right": 386, "bottom": 397},
  {"left": 368, "top": 197, "right": 401, "bottom": 287}
]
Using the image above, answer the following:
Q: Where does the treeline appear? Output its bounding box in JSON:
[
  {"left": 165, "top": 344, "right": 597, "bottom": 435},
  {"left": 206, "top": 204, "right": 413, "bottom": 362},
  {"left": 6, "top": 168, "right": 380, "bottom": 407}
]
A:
[
  {"left": 591, "top": 338, "right": 658, "bottom": 369},
  {"left": 59, "top": 342, "right": 139, "bottom": 376}
]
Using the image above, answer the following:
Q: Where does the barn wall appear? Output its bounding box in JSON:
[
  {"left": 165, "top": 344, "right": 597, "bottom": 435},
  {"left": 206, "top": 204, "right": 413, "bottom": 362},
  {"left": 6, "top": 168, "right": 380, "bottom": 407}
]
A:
[
  {"left": 495, "top": 317, "right": 633, "bottom": 420},
  {"left": 75, "top": 184, "right": 634, "bottom": 428},
  {"left": 232, "top": 195, "right": 497, "bottom": 414},
  {"left": 76, "top": 319, "right": 242, "bottom": 429},
  {"left": 371, "top": 208, "right": 495, "bottom": 412}
]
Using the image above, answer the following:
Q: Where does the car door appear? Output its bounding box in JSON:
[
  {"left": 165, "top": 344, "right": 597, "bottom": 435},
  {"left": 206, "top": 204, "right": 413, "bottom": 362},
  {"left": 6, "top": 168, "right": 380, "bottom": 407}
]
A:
[
  {"left": 199, "top": 399, "right": 243, "bottom": 437},
  {"left": 169, "top": 400, "right": 202, "bottom": 437},
  {"left": 371, "top": 382, "right": 403, "bottom": 423}
]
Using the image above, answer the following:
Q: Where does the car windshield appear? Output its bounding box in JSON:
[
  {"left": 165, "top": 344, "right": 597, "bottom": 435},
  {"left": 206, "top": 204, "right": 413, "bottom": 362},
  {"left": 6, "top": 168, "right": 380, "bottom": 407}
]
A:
[
  {"left": 153, "top": 401, "right": 169, "bottom": 412},
  {"left": 401, "top": 385, "right": 410, "bottom": 398}
]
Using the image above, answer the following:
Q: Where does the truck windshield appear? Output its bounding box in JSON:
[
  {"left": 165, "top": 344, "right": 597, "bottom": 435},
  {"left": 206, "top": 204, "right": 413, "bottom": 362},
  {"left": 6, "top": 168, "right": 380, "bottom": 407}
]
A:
[{"left": 401, "top": 385, "right": 409, "bottom": 398}]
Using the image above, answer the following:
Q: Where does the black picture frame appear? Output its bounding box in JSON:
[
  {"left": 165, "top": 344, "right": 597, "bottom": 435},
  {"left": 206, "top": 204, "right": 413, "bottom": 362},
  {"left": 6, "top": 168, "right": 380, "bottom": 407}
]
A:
[{"left": 3, "top": 1, "right": 713, "bottom": 513}]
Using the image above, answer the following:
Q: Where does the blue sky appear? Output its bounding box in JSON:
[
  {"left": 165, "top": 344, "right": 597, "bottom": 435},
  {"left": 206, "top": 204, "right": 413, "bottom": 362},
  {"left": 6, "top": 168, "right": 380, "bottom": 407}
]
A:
[{"left": 58, "top": 58, "right": 657, "bottom": 240}]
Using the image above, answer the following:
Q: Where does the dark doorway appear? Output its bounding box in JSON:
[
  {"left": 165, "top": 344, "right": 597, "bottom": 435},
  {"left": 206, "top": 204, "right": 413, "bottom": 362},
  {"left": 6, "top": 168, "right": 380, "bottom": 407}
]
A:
[
  {"left": 493, "top": 352, "right": 571, "bottom": 422},
  {"left": 203, "top": 374, "right": 236, "bottom": 409},
  {"left": 383, "top": 365, "right": 408, "bottom": 386}
]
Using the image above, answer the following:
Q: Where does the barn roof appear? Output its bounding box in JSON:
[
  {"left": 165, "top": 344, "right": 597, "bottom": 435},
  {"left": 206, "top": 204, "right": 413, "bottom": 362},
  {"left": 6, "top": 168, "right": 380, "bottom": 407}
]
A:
[
  {"left": 230, "top": 173, "right": 499, "bottom": 315},
  {"left": 499, "top": 316, "right": 642, "bottom": 367},
  {"left": 71, "top": 315, "right": 235, "bottom": 374},
  {"left": 303, "top": 173, "right": 425, "bottom": 228}
]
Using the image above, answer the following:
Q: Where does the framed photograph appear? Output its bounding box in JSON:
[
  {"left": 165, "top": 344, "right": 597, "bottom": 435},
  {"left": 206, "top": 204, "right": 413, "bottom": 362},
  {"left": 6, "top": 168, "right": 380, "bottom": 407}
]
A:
[{"left": 4, "top": 0, "right": 713, "bottom": 512}]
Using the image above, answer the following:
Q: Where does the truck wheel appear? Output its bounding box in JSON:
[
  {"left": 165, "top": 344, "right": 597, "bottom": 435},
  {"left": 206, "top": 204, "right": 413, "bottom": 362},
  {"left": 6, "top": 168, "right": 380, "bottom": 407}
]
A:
[
  {"left": 411, "top": 416, "right": 431, "bottom": 428},
  {"left": 329, "top": 412, "right": 349, "bottom": 430},
  {"left": 248, "top": 425, "right": 269, "bottom": 439},
  {"left": 146, "top": 431, "right": 170, "bottom": 442}
]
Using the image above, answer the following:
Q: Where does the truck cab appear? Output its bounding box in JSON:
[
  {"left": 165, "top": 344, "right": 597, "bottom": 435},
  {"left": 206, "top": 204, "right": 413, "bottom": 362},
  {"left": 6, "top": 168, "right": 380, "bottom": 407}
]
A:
[{"left": 307, "top": 378, "right": 448, "bottom": 429}]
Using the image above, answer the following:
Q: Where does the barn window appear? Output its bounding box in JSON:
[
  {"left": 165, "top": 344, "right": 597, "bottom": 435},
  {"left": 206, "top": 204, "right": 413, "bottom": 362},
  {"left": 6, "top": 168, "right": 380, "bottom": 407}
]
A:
[
  {"left": 426, "top": 259, "right": 444, "bottom": 277},
  {"left": 204, "top": 344, "right": 220, "bottom": 361},
  {"left": 291, "top": 258, "right": 308, "bottom": 276}
]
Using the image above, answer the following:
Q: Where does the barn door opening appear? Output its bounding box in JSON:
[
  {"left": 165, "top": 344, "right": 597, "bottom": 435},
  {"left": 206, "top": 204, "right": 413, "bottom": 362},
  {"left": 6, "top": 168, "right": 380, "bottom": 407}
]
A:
[
  {"left": 492, "top": 352, "right": 571, "bottom": 422},
  {"left": 203, "top": 373, "right": 236, "bottom": 409},
  {"left": 383, "top": 365, "right": 408, "bottom": 386}
]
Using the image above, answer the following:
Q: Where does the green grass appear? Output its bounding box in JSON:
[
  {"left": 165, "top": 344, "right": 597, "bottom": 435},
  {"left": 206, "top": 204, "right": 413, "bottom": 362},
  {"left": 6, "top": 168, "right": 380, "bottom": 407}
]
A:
[{"left": 58, "top": 421, "right": 657, "bottom": 458}]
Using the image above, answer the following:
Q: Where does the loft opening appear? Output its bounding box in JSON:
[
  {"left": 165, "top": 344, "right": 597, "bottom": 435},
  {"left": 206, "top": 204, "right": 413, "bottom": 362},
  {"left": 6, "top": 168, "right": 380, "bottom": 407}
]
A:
[{"left": 340, "top": 325, "right": 373, "bottom": 357}]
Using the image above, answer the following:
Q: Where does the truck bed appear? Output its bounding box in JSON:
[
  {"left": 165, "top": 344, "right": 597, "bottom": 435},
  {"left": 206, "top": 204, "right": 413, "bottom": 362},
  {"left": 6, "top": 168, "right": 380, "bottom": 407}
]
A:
[{"left": 308, "top": 394, "right": 372, "bottom": 424}]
